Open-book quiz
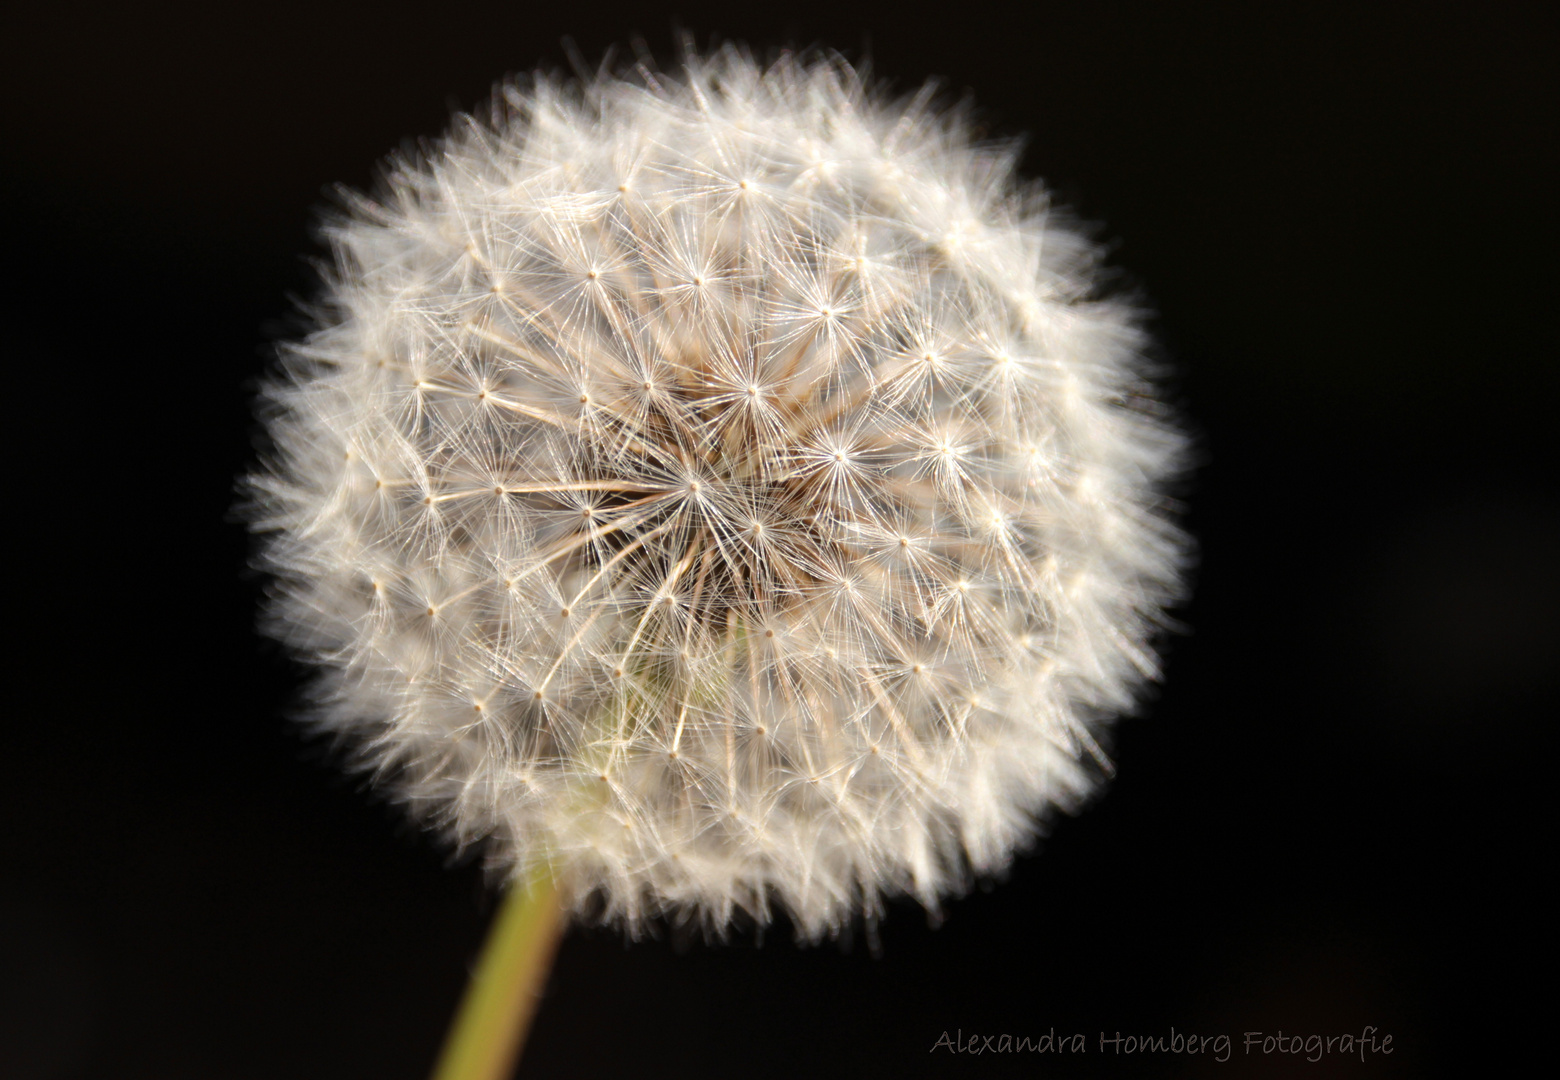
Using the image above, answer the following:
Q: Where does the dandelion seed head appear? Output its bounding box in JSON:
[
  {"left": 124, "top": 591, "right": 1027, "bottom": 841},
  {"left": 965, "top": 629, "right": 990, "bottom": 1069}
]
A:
[{"left": 246, "top": 47, "right": 1187, "bottom": 939}]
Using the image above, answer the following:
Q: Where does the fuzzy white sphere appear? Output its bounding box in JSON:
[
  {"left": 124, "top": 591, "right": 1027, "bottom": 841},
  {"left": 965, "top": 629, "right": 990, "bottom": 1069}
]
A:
[{"left": 249, "top": 48, "right": 1186, "bottom": 938}]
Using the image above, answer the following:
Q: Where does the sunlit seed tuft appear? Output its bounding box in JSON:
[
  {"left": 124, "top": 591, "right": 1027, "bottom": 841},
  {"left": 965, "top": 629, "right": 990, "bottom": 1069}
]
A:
[{"left": 244, "top": 46, "right": 1187, "bottom": 940}]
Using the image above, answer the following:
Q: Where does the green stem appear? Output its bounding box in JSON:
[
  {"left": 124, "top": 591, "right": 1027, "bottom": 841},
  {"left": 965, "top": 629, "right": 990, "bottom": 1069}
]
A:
[{"left": 430, "top": 867, "right": 565, "bottom": 1080}]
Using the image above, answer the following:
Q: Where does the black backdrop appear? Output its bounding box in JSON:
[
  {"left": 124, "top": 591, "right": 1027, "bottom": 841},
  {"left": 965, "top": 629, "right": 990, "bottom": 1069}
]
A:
[{"left": 3, "top": 2, "right": 1552, "bottom": 1077}]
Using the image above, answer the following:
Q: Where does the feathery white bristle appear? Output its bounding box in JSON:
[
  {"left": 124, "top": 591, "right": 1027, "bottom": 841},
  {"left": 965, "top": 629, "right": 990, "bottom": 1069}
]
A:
[{"left": 246, "top": 47, "right": 1187, "bottom": 938}]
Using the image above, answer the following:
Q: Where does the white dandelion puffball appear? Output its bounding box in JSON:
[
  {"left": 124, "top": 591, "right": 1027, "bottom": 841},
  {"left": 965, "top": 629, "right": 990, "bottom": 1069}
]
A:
[{"left": 249, "top": 48, "right": 1186, "bottom": 938}]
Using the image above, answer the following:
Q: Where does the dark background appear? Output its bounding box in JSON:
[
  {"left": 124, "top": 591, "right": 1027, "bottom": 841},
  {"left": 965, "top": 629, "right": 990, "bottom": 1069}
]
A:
[{"left": 3, "top": 1, "right": 1553, "bottom": 1076}]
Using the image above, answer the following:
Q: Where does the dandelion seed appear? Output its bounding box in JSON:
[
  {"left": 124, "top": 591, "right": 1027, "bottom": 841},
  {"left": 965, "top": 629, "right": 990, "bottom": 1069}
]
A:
[{"left": 245, "top": 46, "right": 1186, "bottom": 940}]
